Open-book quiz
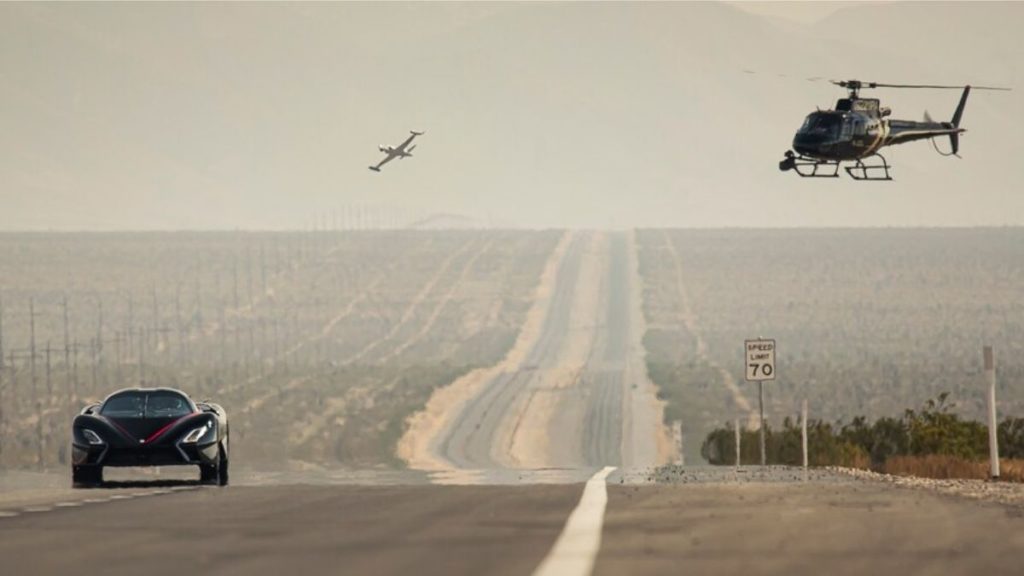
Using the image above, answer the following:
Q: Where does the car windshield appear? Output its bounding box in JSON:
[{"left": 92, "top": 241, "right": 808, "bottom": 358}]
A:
[
  {"left": 100, "top": 391, "right": 193, "bottom": 418},
  {"left": 100, "top": 393, "right": 145, "bottom": 418},
  {"left": 145, "top": 392, "right": 192, "bottom": 417}
]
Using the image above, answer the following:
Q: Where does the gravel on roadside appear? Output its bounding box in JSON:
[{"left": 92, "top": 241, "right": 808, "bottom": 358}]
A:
[{"left": 827, "top": 466, "right": 1024, "bottom": 509}]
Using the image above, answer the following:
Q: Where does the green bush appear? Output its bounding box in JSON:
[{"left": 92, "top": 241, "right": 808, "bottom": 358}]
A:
[{"left": 702, "top": 393, "right": 1009, "bottom": 469}]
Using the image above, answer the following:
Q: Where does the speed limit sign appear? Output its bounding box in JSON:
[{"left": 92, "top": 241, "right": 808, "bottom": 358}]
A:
[{"left": 745, "top": 339, "right": 776, "bottom": 382}]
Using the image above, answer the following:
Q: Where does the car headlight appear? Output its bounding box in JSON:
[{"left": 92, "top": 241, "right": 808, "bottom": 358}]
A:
[
  {"left": 182, "top": 423, "right": 214, "bottom": 444},
  {"left": 82, "top": 429, "right": 105, "bottom": 445}
]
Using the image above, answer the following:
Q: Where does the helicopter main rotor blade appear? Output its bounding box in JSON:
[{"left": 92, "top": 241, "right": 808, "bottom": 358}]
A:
[
  {"left": 833, "top": 80, "right": 1011, "bottom": 91},
  {"left": 874, "top": 82, "right": 1011, "bottom": 91}
]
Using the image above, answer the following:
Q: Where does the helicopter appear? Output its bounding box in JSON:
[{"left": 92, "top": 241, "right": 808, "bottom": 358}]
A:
[{"left": 779, "top": 80, "right": 1010, "bottom": 180}]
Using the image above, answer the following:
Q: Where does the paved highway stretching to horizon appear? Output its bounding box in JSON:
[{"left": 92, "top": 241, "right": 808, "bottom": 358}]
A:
[{"left": 3, "top": 232, "right": 1024, "bottom": 575}]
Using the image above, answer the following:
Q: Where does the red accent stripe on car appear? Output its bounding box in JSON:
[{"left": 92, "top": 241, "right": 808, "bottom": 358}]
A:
[{"left": 142, "top": 415, "right": 191, "bottom": 444}]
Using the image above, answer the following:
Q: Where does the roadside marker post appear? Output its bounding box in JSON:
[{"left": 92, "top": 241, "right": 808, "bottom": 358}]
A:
[
  {"left": 745, "top": 338, "right": 775, "bottom": 467},
  {"left": 984, "top": 346, "right": 1000, "bottom": 480},
  {"left": 735, "top": 418, "right": 741, "bottom": 468}
]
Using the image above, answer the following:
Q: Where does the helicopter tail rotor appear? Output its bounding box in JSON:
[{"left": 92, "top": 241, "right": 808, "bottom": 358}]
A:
[{"left": 949, "top": 86, "right": 971, "bottom": 156}]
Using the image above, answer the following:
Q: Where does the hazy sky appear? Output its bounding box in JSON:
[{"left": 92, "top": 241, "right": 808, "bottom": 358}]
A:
[
  {"left": 729, "top": 1, "right": 859, "bottom": 23},
  {"left": 1, "top": 1, "right": 1021, "bottom": 230}
]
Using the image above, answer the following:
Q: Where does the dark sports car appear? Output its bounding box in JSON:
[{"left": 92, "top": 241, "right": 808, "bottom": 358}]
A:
[{"left": 71, "top": 387, "right": 229, "bottom": 487}]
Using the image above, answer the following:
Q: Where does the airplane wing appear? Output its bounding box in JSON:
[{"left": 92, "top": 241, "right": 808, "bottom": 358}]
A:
[
  {"left": 369, "top": 153, "right": 397, "bottom": 172},
  {"left": 394, "top": 131, "right": 423, "bottom": 153}
]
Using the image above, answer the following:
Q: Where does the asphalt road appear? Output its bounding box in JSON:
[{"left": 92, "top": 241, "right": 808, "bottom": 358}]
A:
[
  {"left": 579, "top": 235, "right": 628, "bottom": 466},
  {"left": 438, "top": 233, "right": 590, "bottom": 467},
  {"left": 597, "top": 480, "right": 1024, "bottom": 576},
  {"left": 438, "top": 232, "right": 648, "bottom": 469},
  {"left": 2, "top": 470, "right": 1024, "bottom": 576}
]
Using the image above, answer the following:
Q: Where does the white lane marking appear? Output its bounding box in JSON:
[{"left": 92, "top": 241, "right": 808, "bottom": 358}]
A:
[
  {"left": 0, "top": 487, "right": 189, "bottom": 520},
  {"left": 532, "top": 466, "right": 617, "bottom": 576}
]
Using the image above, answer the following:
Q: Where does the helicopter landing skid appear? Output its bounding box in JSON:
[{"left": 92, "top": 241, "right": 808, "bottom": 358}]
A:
[
  {"left": 844, "top": 153, "right": 892, "bottom": 181},
  {"left": 778, "top": 151, "right": 840, "bottom": 178}
]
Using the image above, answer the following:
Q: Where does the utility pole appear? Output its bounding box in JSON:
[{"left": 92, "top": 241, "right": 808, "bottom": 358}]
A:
[
  {"left": 232, "top": 258, "right": 240, "bottom": 311},
  {"left": 219, "top": 302, "right": 227, "bottom": 381},
  {"left": 26, "top": 299, "right": 44, "bottom": 468},
  {"left": 29, "top": 297, "right": 38, "bottom": 387},
  {"left": 108, "top": 332, "right": 123, "bottom": 387},
  {"left": 175, "top": 284, "right": 185, "bottom": 364},
  {"left": 246, "top": 244, "right": 254, "bottom": 307},
  {"left": 44, "top": 340, "right": 53, "bottom": 397},
  {"left": 95, "top": 299, "right": 104, "bottom": 388},
  {"left": 260, "top": 243, "right": 267, "bottom": 298},
  {"left": 90, "top": 337, "right": 99, "bottom": 394},
  {"left": 258, "top": 317, "right": 267, "bottom": 379},
  {"left": 194, "top": 276, "right": 204, "bottom": 331},
  {"left": 273, "top": 315, "right": 281, "bottom": 371},
  {"left": 138, "top": 326, "right": 146, "bottom": 385},
  {"left": 150, "top": 326, "right": 172, "bottom": 386},
  {"left": 248, "top": 321, "right": 256, "bottom": 378},
  {"left": 234, "top": 316, "right": 243, "bottom": 380},
  {"left": 273, "top": 237, "right": 282, "bottom": 277},
  {"left": 7, "top": 351, "right": 17, "bottom": 426},
  {"left": 151, "top": 285, "right": 161, "bottom": 353},
  {"left": 71, "top": 339, "right": 80, "bottom": 402},
  {"left": 37, "top": 340, "right": 48, "bottom": 467},
  {"left": 127, "top": 293, "right": 134, "bottom": 356},
  {"left": 62, "top": 295, "right": 72, "bottom": 402}
]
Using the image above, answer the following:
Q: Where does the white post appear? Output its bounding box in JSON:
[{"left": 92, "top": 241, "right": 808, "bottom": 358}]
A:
[
  {"left": 759, "top": 381, "right": 766, "bottom": 466},
  {"left": 735, "top": 418, "right": 741, "bottom": 468},
  {"left": 801, "top": 399, "right": 808, "bottom": 470},
  {"left": 672, "top": 420, "right": 684, "bottom": 466},
  {"left": 984, "top": 346, "right": 1000, "bottom": 480}
]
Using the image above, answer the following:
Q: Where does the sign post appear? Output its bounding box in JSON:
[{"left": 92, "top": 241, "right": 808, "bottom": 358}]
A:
[{"left": 745, "top": 339, "right": 775, "bottom": 467}]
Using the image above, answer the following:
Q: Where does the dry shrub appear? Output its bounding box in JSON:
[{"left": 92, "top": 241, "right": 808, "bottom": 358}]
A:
[{"left": 884, "top": 455, "right": 1024, "bottom": 482}]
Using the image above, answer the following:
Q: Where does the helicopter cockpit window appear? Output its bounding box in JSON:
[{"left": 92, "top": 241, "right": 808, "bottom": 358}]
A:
[{"left": 798, "top": 113, "right": 841, "bottom": 137}]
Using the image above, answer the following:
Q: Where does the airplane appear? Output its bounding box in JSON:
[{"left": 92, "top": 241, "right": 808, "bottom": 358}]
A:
[{"left": 368, "top": 130, "right": 424, "bottom": 172}]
